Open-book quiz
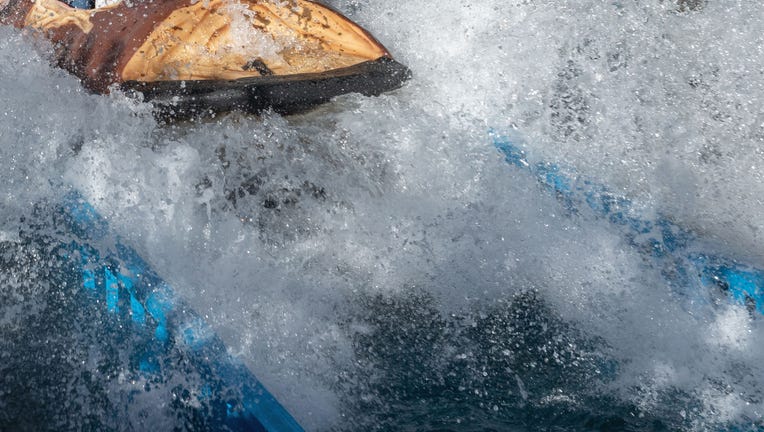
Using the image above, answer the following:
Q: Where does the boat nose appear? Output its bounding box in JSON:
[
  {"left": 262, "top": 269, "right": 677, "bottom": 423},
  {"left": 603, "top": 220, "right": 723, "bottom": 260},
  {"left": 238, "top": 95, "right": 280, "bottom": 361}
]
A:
[
  {"left": 251, "top": 0, "right": 399, "bottom": 73},
  {"left": 271, "top": 1, "right": 390, "bottom": 56},
  {"left": 361, "top": 56, "right": 413, "bottom": 95}
]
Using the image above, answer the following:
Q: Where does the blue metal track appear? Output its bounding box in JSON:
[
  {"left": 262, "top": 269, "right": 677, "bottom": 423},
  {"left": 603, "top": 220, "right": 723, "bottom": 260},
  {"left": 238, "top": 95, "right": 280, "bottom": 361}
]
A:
[
  {"left": 60, "top": 191, "right": 305, "bottom": 432},
  {"left": 492, "top": 132, "right": 764, "bottom": 315}
]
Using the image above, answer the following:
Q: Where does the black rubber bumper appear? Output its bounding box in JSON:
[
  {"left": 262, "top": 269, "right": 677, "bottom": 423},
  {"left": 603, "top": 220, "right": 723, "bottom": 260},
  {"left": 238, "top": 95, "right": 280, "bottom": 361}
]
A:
[{"left": 121, "top": 57, "right": 411, "bottom": 119}]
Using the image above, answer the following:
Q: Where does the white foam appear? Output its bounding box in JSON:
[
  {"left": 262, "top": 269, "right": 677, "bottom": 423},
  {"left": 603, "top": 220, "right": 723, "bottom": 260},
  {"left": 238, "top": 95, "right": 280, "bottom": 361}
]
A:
[{"left": 3, "top": 1, "right": 764, "bottom": 428}]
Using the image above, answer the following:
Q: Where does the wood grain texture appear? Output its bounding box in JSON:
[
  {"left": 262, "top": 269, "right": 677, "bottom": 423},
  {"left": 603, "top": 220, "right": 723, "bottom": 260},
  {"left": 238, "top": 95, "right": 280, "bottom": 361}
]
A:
[{"left": 4, "top": 0, "right": 391, "bottom": 91}]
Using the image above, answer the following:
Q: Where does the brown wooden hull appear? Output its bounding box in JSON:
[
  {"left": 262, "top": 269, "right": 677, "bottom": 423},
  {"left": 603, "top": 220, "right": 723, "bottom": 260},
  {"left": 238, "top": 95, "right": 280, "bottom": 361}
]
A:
[{"left": 1, "top": 0, "right": 410, "bottom": 116}]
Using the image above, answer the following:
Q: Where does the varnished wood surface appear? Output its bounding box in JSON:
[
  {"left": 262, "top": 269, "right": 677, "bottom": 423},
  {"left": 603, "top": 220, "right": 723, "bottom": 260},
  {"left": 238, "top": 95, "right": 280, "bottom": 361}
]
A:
[{"left": 3, "top": 0, "right": 391, "bottom": 91}]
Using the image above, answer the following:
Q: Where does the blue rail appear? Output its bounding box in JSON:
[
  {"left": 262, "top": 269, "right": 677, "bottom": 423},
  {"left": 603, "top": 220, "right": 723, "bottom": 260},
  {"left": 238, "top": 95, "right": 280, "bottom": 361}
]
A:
[
  {"left": 61, "top": 191, "right": 305, "bottom": 432},
  {"left": 492, "top": 132, "right": 764, "bottom": 314}
]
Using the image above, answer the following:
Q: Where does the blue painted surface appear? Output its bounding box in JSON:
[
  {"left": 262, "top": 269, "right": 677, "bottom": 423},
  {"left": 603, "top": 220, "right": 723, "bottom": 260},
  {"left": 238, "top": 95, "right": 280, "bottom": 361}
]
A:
[
  {"left": 104, "top": 267, "right": 119, "bottom": 313},
  {"left": 60, "top": 191, "right": 305, "bottom": 432},
  {"left": 64, "top": 0, "right": 93, "bottom": 9},
  {"left": 492, "top": 132, "right": 764, "bottom": 315}
]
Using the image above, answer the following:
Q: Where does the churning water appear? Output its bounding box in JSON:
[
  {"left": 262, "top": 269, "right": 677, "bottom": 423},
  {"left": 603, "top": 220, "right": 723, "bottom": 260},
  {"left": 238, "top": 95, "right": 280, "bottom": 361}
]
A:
[{"left": 2, "top": 0, "right": 764, "bottom": 430}]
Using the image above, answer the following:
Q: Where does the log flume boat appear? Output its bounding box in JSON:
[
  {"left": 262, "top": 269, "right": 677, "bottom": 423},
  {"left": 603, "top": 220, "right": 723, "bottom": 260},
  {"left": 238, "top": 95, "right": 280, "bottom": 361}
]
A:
[{"left": 0, "top": 0, "right": 411, "bottom": 118}]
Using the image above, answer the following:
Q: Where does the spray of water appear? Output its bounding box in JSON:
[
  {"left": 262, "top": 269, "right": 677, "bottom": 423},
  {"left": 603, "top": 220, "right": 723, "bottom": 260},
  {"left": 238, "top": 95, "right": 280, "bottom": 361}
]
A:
[{"left": 2, "top": 0, "right": 764, "bottom": 430}]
